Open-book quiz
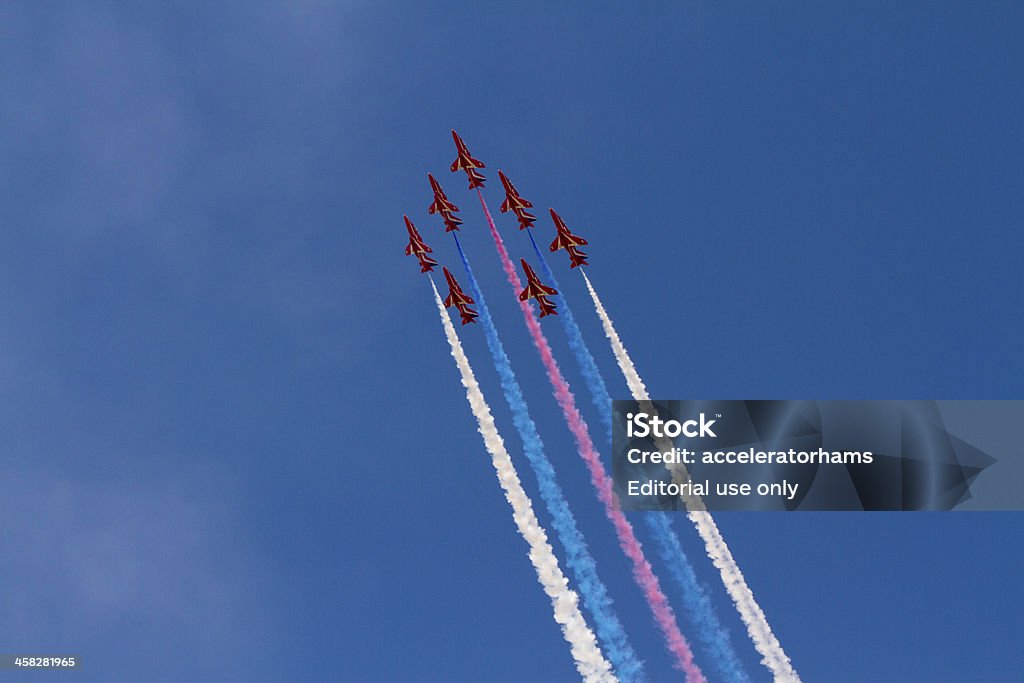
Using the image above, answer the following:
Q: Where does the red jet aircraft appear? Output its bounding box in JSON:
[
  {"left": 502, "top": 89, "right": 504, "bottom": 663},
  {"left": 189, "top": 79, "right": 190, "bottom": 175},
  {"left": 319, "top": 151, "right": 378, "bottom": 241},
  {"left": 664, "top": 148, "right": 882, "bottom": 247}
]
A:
[
  {"left": 404, "top": 215, "right": 438, "bottom": 272},
  {"left": 498, "top": 171, "right": 537, "bottom": 230},
  {"left": 518, "top": 258, "right": 558, "bottom": 318},
  {"left": 427, "top": 173, "right": 463, "bottom": 232},
  {"left": 443, "top": 266, "right": 479, "bottom": 325},
  {"left": 548, "top": 209, "right": 589, "bottom": 268},
  {"left": 450, "top": 130, "right": 486, "bottom": 189}
]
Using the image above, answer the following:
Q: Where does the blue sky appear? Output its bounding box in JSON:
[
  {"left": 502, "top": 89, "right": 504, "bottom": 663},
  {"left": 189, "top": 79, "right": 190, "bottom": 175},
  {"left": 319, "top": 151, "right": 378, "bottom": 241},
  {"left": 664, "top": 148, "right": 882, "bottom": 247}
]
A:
[{"left": 0, "top": 2, "right": 1021, "bottom": 681}]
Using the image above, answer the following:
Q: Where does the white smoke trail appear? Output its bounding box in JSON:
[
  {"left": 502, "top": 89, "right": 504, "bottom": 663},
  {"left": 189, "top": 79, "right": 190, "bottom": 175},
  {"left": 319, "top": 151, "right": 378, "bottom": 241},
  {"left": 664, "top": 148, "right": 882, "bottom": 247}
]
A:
[
  {"left": 581, "top": 270, "right": 801, "bottom": 683},
  {"left": 430, "top": 279, "right": 617, "bottom": 683}
]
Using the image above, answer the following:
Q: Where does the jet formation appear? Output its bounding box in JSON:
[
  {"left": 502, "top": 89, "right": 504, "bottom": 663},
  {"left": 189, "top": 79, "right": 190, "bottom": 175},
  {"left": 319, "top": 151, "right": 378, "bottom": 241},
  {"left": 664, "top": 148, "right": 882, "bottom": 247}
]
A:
[
  {"left": 405, "top": 130, "right": 600, "bottom": 323},
  {"left": 496, "top": 169, "right": 588, "bottom": 269}
]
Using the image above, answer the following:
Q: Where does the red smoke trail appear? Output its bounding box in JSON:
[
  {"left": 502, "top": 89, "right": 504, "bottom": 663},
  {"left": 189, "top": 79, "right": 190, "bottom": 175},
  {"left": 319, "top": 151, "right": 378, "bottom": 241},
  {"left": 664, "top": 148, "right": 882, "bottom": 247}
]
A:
[{"left": 476, "top": 190, "right": 706, "bottom": 683}]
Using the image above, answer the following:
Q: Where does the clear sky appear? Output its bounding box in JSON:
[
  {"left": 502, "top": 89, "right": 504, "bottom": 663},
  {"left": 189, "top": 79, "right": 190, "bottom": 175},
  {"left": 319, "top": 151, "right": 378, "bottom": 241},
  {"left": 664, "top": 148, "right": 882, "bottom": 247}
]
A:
[{"left": 1, "top": 2, "right": 1021, "bottom": 681}]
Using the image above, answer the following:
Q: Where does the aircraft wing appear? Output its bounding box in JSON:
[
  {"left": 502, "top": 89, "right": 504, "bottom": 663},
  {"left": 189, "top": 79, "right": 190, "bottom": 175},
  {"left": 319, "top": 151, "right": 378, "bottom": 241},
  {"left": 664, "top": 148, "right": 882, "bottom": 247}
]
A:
[
  {"left": 519, "top": 281, "right": 558, "bottom": 301},
  {"left": 550, "top": 233, "right": 588, "bottom": 251},
  {"left": 445, "top": 290, "right": 474, "bottom": 308}
]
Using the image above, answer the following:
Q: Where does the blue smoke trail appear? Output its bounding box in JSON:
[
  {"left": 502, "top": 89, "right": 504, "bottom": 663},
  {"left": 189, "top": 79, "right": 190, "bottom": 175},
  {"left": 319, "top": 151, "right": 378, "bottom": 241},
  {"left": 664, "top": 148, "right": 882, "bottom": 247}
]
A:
[
  {"left": 524, "top": 230, "right": 615, "bottom": 446},
  {"left": 645, "top": 513, "right": 751, "bottom": 683},
  {"left": 526, "top": 231, "right": 751, "bottom": 683},
  {"left": 453, "top": 234, "right": 646, "bottom": 683}
]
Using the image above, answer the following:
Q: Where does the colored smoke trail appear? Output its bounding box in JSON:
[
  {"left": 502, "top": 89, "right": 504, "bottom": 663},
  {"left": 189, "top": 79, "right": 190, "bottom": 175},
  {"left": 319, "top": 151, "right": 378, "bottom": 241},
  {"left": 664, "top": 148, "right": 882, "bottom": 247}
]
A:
[
  {"left": 647, "top": 513, "right": 752, "bottom": 683},
  {"left": 477, "top": 191, "right": 706, "bottom": 683},
  {"left": 428, "top": 277, "right": 617, "bottom": 683},
  {"left": 526, "top": 233, "right": 752, "bottom": 683},
  {"left": 526, "top": 230, "right": 612, "bottom": 443},
  {"left": 581, "top": 269, "right": 801, "bottom": 682},
  {"left": 452, "top": 235, "right": 646, "bottom": 683}
]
